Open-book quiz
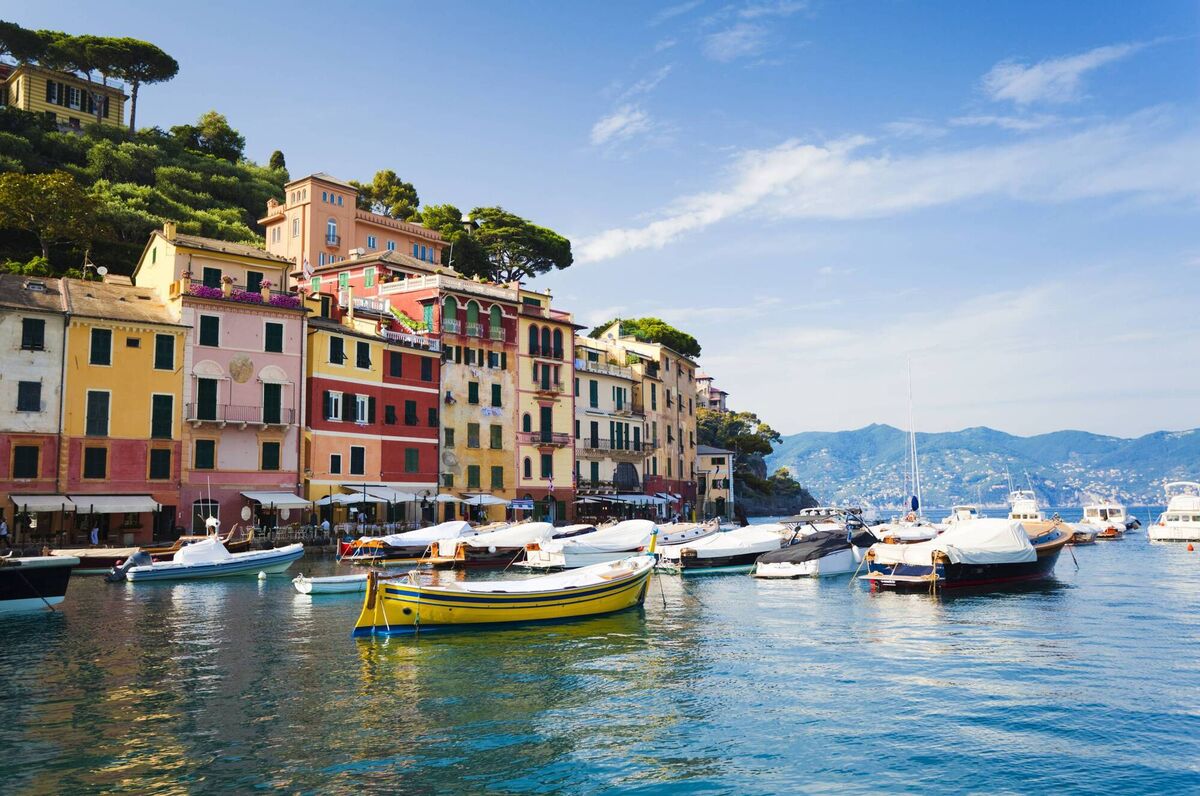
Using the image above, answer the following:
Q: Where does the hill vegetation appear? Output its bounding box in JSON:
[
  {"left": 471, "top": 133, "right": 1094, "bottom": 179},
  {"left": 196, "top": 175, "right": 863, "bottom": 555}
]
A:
[
  {"left": 697, "top": 408, "right": 818, "bottom": 516},
  {"left": 587, "top": 317, "right": 702, "bottom": 358}
]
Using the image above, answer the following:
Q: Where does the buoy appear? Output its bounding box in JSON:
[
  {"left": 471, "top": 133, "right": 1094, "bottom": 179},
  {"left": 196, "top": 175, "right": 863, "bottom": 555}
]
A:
[
  {"left": 258, "top": 571, "right": 267, "bottom": 580},
  {"left": 1188, "top": 544, "right": 1194, "bottom": 552}
]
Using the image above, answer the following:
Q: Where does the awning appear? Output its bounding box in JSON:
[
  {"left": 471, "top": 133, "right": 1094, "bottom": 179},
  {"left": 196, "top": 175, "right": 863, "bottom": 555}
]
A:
[
  {"left": 461, "top": 494, "right": 508, "bottom": 506},
  {"left": 10, "top": 494, "right": 75, "bottom": 512},
  {"left": 620, "top": 494, "right": 669, "bottom": 506},
  {"left": 314, "top": 493, "right": 386, "bottom": 506},
  {"left": 69, "top": 495, "right": 160, "bottom": 514},
  {"left": 433, "top": 494, "right": 462, "bottom": 503},
  {"left": 241, "top": 491, "right": 311, "bottom": 509},
  {"left": 359, "top": 486, "right": 418, "bottom": 503}
]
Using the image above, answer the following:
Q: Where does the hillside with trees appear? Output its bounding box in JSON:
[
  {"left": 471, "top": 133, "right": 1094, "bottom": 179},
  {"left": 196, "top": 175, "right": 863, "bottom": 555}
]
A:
[
  {"left": 698, "top": 408, "right": 819, "bottom": 516},
  {"left": 587, "top": 317, "right": 702, "bottom": 358}
]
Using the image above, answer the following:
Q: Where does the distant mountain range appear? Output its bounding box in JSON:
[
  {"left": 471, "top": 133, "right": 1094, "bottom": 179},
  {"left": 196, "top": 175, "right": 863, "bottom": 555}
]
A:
[{"left": 765, "top": 424, "right": 1199, "bottom": 508}]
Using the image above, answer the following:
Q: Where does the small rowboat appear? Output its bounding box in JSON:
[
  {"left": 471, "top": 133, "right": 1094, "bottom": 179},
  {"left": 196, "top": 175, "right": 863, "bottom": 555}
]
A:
[
  {"left": 293, "top": 573, "right": 368, "bottom": 594},
  {"left": 353, "top": 554, "right": 657, "bottom": 636}
]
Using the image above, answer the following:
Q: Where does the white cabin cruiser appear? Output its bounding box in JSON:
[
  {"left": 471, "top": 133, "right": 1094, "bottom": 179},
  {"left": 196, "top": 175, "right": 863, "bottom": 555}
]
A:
[
  {"left": 1149, "top": 482, "right": 1200, "bottom": 542},
  {"left": 942, "top": 505, "right": 983, "bottom": 525},
  {"left": 1079, "top": 500, "right": 1130, "bottom": 540},
  {"left": 1008, "top": 490, "right": 1044, "bottom": 522}
]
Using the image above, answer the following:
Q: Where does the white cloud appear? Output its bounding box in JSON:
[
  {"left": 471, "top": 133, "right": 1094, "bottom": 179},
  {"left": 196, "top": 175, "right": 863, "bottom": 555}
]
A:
[
  {"left": 590, "top": 105, "right": 653, "bottom": 146},
  {"left": 577, "top": 110, "right": 1199, "bottom": 262},
  {"left": 739, "top": 0, "right": 808, "bottom": 18},
  {"left": 649, "top": 0, "right": 703, "bottom": 27},
  {"left": 654, "top": 38, "right": 678, "bottom": 53},
  {"left": 884, "top": 118, "right": 947, "bottom": 139},
  {"left": 949, "top": 114, "right": 1061, "bottom": 132},
  {"left": 619, "top": 65, "right": 673, "bottom": 101},
  {"left": 703, "top": 22, "right": 768, "bottom": 62},
  {"left": 982, "top": 41, "right": 1147, "bottom": 105}
]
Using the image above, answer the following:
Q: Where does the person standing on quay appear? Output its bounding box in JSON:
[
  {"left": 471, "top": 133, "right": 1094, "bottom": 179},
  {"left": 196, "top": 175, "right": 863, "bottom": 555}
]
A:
[
  {"left": 0, "top": 514, "right": 10, "bottom": 549},
  {"left": 90, "top": 521, "right": 99, "bottom": 546}
]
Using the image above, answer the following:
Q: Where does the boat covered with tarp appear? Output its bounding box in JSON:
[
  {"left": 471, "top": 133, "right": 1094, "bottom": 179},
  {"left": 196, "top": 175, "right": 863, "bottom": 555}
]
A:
[
  {"left": 340, "top": 521, "right": 476, "bottom": 562},
  {"left": 753, "top": 529, "right": 879, "bottom": 579},
  {"left": 353, "top": 554, "right": 657, "bottom": 635},
  {"left": 431, "top": 522, "right": 597, "bottom": 567},
  {"left": 658, "top": 525, "right": 788, "bottom": 574},
  {"left": 861, "top": 518, "right": 1069, "bottom": 591},
  {"left": 523, "top": 520, "right": 717, "bottom": 569}
]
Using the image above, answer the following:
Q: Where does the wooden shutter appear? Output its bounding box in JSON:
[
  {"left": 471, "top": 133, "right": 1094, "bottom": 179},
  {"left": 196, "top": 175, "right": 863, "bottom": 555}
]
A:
[
  {"left": 368, "top": 396, "right": 376, "bottom": 424},
  {"left": 500, "top": 352, "right": 507, "bottom": 370},
  {"left": 322, "top": 390, "right": 332, "bottom": 420}
]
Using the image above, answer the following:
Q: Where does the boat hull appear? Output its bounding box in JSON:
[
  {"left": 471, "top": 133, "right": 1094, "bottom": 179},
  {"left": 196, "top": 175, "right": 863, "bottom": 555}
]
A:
[
  {"left": 1148, "top": 524, "right": 1200, "bottom": 542},
  {"left": 0, "top": 557, "right": 77, "bottom": 612},
  {"left": 864, "top": 545, "right": 1064, "bottom": 591},
  {"left": 125, "top": 545, "right": 305, "bottom": 582},
  {"left": 660, "top": 549, "right": 776, "bottom": 575},
  {"left": 293, "top": 573, "right": 368, "bottom": 594},
  {"left": 753, "top": 547, "right": 863, "bottom": 579},
  {"left": 353, "top": 565, "right": 653, "bottom": 635}
]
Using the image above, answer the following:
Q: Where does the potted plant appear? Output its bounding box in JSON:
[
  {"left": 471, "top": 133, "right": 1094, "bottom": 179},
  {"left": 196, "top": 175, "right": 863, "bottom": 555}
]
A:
[
  {"left": 221, "top": 274, "right": 234, "bottom": 297},
  {"left": 260, "top": 279, "right": 273, "bottom": 301}
]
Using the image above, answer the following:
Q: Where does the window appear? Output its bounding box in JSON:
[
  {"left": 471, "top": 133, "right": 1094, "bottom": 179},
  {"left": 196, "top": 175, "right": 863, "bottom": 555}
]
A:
[
  {"left": 540, "top": 453, "right": 553, "bottom": 479},
  {"left": 405, "top": 448, "right": 420, "bottom": 474},
  {"left": 443, "top": 473, "right": 454, "bottom": 488},
  {"left": 151, "top": 394, "right": 173, "bottom": 439},
  {"left": 523, "top": 457, "right": 532, "bottom": 479},
  {"left": 262, "top": 383, "right": 282, "bottom": 424},
  {"left": 467, "top": 423, "right": 480, "bottom": 448},
  {"left": 350, "top": 446, "right": 365, "bottom": 475},
  {"left": 154, "top": 334, "right": 174, "bottom": 369},
  {"left": 149, "top": 449, "right": 171, "bottom": 480},
  {"left": 20, "top": 318, "right": 45, "bottom": 351},
  {"left": 261, "top": 441, "right": 281, "bottom": 471},
  {"left": 198, "top": 315, "right": 219, "bottom": 347},
  {"left": 421, "top": 357, "right": 433, "bottom": 381},
  {"left": 196, "top": 378, "right": 218, "bottom": 420},
  {"left": 491, "top": 383, "right": 502, "bottom": 407},
  {"left": 246, "top": 271, "right": 264, "bottom": 293},
  {"left": 651, "top": 384, "right": 657, "bottom": 410},
  {"left": 413, "top": 243, "right": 419, "bottom": 258},
  {"left": 522, "top": 413, "right": 532, "bottom": 433},
  {"left": 202, "top": 267, "right": 222, "bottom": 288},
  {"left": 468, "top": 382, "right": 479, "bottom": 404},
  {"left": 16, "top": 381, "right": 40, "bottom": 412},
  {"left": 355, "top": 394, "right": 369, "bottom": 424},
  {"left": 292, "top": 218, "right": 300, "bottom": 237},
  {"left": 85, "top": 391, "right": 110, "bottom": 436},
  {"left": 367, "top": 236, "right": 377, "bottom": 250},
  {"left": 90, "top": 328, "right": 112, "bottom": 365},
  {"left": 330, "top": 453, "right": 342, "bottom": 474},
  {"left": 590, "top": 461, "right": 600, "bottom": 485},
  {"left": 552, "top": 329, "right": 563, "bottom": 358},
  {"left": 338, "top": 272, "right": 349, "bottom": 290},
  {"left": 264, "top": 322, "right": 284, "bottom": 353},
  {"left": 589, "top": 380, "right": 598, "bottom": 408},
  {"left": 319, "top": 253, "right": 327, "bottom": 267},
  {"left": 311, "top": 276, "right": 322, "bottom": 294},
  {"left": 356, "top": 341, "right": 371, "bottom": 369},
  {"left": 420, "top": 245, "right": 427, "bottom": 261},
  {"left": 444, "top": 427, "right": 455, "bottom": 447},
  {"left": 328, "top": 335, "right": 344, "bottom": 364},
  {"left": 327, "top": 219, "right": 338, "bottom": 243},
  {"left": 125, "top": 336, "right": 140, "bottom": 349},
  {"left": 490, "top": 424, "right": 503, "bottom": 450},
  {"left": 428, "top": 407, "right": 438, "bottom": 427},
  {"left": 490, "top": 466, "right": 504, "bottom": 489},
  {"left": 12, "top": 445, "right": 39, "bottom": 479},
  {"left": 83, "top": 447, "right": 107, "bottom": 479},
  {"left": 387, "top": 241, "right": 396, "bottom": 251},
  {"left": 194, "top": 439, "right": 215, "bottom": 470},
  {"left": 467, "top": 465, "right": 480, "bottom": 489}
]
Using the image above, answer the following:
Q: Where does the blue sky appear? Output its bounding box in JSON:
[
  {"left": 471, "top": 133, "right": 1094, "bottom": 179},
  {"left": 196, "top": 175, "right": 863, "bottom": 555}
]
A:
[{"left": 16, "top": 1, "right": 1200, "bottom": 437}]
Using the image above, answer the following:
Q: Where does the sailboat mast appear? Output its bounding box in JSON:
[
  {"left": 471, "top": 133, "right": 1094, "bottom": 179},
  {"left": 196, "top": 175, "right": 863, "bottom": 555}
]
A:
[{"left": 907, "top": 361, "right": 923, "bottom": 518}]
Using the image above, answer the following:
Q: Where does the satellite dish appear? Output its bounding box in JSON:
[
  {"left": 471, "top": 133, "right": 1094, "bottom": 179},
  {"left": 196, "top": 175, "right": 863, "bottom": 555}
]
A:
[{"left": 97, "top": 266, "right": 108, "bottom": 276}]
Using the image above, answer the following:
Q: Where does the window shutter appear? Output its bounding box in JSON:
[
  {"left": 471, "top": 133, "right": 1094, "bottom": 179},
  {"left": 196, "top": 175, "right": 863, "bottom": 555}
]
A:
[
  {"left": 454, "top": 346, "right": 462, "bottom": 364},
  {"left": 343, "top": 393, "right": 355, "bottom": 422},
  {"left": 323, "top": 390, "right": 332, "bottom": 420},
  {"left": 368, "top": 396, "right": 376, "bottom": 423},
  {"left": 46, "top": 80, "right": 53, "bottom": 102},
  {"left": 500, "top": 352, "right": 507, "bottom": 370}
]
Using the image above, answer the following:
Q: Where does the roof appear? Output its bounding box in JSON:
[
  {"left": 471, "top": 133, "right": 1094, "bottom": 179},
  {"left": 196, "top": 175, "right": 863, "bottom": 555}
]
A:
[
  {"left": 61, "top": 279, "right": 182, "bottom": 327},
  {"left": 158, "top": 231, "right": 292, "bottom": 265},
  {"left": 0, "top": 274, "right": 65, "bottom": 314},
  {"left": 697, "top": 445, "right": 734, "bottom": 456},
  {"left": 287, "top": 172, "right": 358, "bottom": 190}
]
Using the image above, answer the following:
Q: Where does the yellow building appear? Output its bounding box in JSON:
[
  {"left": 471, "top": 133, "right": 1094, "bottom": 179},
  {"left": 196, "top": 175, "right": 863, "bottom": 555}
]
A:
[
  {"left": 1, "top": 63, "right": 126, "bottom": 129},
  {"left": 60, "top": 277, "right": 186, "bottom": 544},
  {"left": 515, "top": 289, "right": 576, "bottom": 522},
  {"left": 697, "top": 445, "right": 735, "bottom": 520}
]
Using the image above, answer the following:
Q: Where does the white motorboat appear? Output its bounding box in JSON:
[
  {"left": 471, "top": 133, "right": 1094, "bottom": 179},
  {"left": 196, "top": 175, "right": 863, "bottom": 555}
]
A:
[
  {"left": 523, "top": 519, "right": 718, "bottom": 569},
  {"left": 1008, "top": 490, "right": 1044, "bottom": 522},
  {"left": 1149, "top": 482, "right": 1200, "bottom": 542},
  {"left": 293, "top": 572, "right": 368, "bottom": 594},
  {"left": 753, "top": 529, "right": 878, "bottom": 579},
  {"left": 657, "top": 525, "right": 786, "bottom": 574},
  {"left": 1079, "top": 500, "right": 1131, "bottom": 539},
  {"left": 123, "top": 537, "right": 304, "bottom": 582},
  {"left": 942, "top": 505, "right": 983, "bottom": 525}
]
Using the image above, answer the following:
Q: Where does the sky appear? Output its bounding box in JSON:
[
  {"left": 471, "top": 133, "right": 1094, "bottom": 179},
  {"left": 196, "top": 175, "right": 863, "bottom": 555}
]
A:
[{"left": 13, "top": 1, "right": 1200, "bottom": 438}]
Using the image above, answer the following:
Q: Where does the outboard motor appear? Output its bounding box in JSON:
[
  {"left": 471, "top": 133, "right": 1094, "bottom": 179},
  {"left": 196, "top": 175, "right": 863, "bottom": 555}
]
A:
[{"left": 105, "top": 550, "right": 153, "bottom": 583}]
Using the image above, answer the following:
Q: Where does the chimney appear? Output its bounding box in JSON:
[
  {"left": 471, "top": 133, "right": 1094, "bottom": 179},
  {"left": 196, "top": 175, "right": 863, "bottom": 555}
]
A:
[{"left": 163, "top": 221, "right": 177, "bottom": 241}]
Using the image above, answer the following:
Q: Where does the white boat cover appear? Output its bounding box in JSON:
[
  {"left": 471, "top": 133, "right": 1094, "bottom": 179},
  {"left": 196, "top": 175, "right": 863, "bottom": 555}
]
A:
[
  {"left": 869, "top": 519, "right": 1037, "bottom": 566},
  {"left": 370, "top": 520, "right": 474, "bottom": 546},
  {"left": 659, "top": 526, "right": 784, "bottom": 560},
  {"left": 241, "top": 491, "right": 311, "bottom": 509},
  {"left": 69, "top": 494, "right": 160, "bottom": 514},
  {"left": 10, "top": 494, "right": 75, "bottom": 512},
  {"left": 459, "top": 522, "right": 555, "bottom": 549},
  {"left": 173, "top": 536, "right": 234, "bottom": 565},
  {"left": 553, "top": 524, "right": 597, "bottom": 537},
  {"left": 537, "top": 519, "right": 656, "bottom": 554},
  {"left": 443, "top": 555, "right": 655, "bottom": 593}
]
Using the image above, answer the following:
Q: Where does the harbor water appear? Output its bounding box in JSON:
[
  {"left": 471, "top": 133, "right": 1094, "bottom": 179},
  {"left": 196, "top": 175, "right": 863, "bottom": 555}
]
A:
[{"left": 2, "top": 512, "right": 1198, "bottom": 794}]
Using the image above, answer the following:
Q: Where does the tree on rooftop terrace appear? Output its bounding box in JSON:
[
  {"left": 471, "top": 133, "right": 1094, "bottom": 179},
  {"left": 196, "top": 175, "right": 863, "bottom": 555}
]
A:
[
  {"left": 467, "top": 206, "right": 572, "bottom": 284},
  {"left": 587, "top": 317, "right": 702, "bottom": 358},
  {"left": 352, "top": 169, "right": 420, "bottom": 220}
]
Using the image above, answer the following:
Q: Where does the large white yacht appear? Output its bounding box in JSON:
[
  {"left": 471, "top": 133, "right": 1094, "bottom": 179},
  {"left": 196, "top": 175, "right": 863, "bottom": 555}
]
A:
[
  {"left": 1007, "top": 490, "right": 1044, "bottom": 522},
  {"left": 1149, "top": 482, "right": 1200, "bottom": 542}
]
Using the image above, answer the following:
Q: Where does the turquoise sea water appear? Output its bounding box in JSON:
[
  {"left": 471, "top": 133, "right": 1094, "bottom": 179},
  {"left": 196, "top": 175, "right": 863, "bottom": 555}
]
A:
[{"left": 2, "top": 510, "right": 1198, "bottom": 794}]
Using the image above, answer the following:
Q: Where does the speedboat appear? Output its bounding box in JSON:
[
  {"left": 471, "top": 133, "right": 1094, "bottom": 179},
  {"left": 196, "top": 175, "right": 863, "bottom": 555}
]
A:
[
  {"left": 353, "top": 554, "right": 656, "bottom": 636},
  {"left": 753, "top": 529, "right": 879, "bottom": 579},
  {"left": 657, "top": 525, "right": 787, "bottom": 574},
  {"left": 341, "top": 520, "right": 476, "bottom": 563},
  {"left": 1079, "top": 501, "right": 1129, "bottom": 540},
  {"left": 0, "top": 554, "right": 79, "bottom": 612},
  {"left": 523, "top": 519, "right": 717, "bottom": 569},
  {"left": 1149, "top": 482, "right": 1200, "bottom": 542},
  {"left": 122, "top": 537, "right": 304, "bottom": 582},
  {"left": 942, "top": 505, "right": 983, "bottom": 525},
  {"left": 861, "top": 518, "right": 1070, "bottom": 591},
  {"left": 293, "top": 572, "right": 368, "bottom": 594},
  {"left": 430, "top": 523, "right": 595, "bottom": 568}
]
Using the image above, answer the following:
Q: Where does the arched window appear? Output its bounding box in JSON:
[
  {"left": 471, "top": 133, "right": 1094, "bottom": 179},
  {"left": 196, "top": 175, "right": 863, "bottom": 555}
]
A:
[
  {"left": 489, "top": 306, "right": 502, "bottom": 336},
  {"left": 442, "top": 296, "right": 458, "bottom": 330},
  {"left": 528, "top": 324, "right": 540, "bottom": 354},
  {"left": 522, "top": 413, "right": 532, "bottom": 432},
  {"left": 326, "top": 219, "right": 337, "bottom": 243},
  {"left": 552, "top": 329, "right": 563, "bottom": 358},
  {"left": 523, "top": 458, "right": 532, "bottom": 479},
  {"left": 540, "top": 327, "right": 551, "bottom": 354},
  {"left": 466, "top": 300, "right": 480, "bottom": 328}
]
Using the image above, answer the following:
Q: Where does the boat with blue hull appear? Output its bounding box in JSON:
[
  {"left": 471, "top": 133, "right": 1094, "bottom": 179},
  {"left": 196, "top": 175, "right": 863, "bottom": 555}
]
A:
[
  {"left": 122, "top": 537, "right": 304, "bottom": 582},
  {"left": 0, "top": 555, "right": 79, "bottom": 612},
  {"left": 861, "top": 518, "right": 1070, "bottom": 591}
]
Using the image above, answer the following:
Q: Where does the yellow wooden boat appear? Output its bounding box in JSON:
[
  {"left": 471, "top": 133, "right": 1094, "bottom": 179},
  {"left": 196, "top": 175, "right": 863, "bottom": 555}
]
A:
[{"left": 352, "top": 554, "right": 657, "bottom": 636}]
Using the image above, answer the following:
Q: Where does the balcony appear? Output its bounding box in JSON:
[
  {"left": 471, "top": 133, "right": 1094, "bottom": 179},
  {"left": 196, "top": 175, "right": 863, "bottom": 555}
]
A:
[
  {"left": 579, "top": 438, "right": 656, "bottom": 458},
  {"left": 442, "top": 318, "right": 462, "bottom": 334},
  {"left": 185, "top": 403, "right": 294, "bottom": 428},
  {"left": 325, "top": 234, "right": 341, "bottom": 247},
  {"left": 381, "top": 328, "right": 441, "bottom": 352},
  {"left": 533, "top": 381, "right": 564, "bottom": 395},
  {"left": 377, "top": 273, "right": 519, "bottom": 303},
  {"left": 337, "top": 291, "right": 390, "bottom": 316},
  {"left": 465, "top": 322, "right": 484, "bottom": 338},
  {"left": 184, "top": 280, "right": 302, "bottom": 310},
  {"left": 575, "top": 358, "right": 632, "bottom": 380},
  {"left": 517, "top": 431, "right": 571, "bottom": 448},
  {"left": 489, "top": 326, "right": 506, "bottom": 342}
]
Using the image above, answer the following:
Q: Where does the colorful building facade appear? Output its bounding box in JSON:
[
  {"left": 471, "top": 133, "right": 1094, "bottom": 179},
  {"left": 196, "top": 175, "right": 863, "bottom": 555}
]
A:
[
  {"left": 697, "top": 445, "right": 735, "bottom": 520},
  {"left": 0, "top": 62, "right": 127, "bottom": 129},
  {"left": 572, "top": 337, "right": 648, "bottom": 502},
  {"left": 134, "top": 224, "right": 307, "bottom": 533}
]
